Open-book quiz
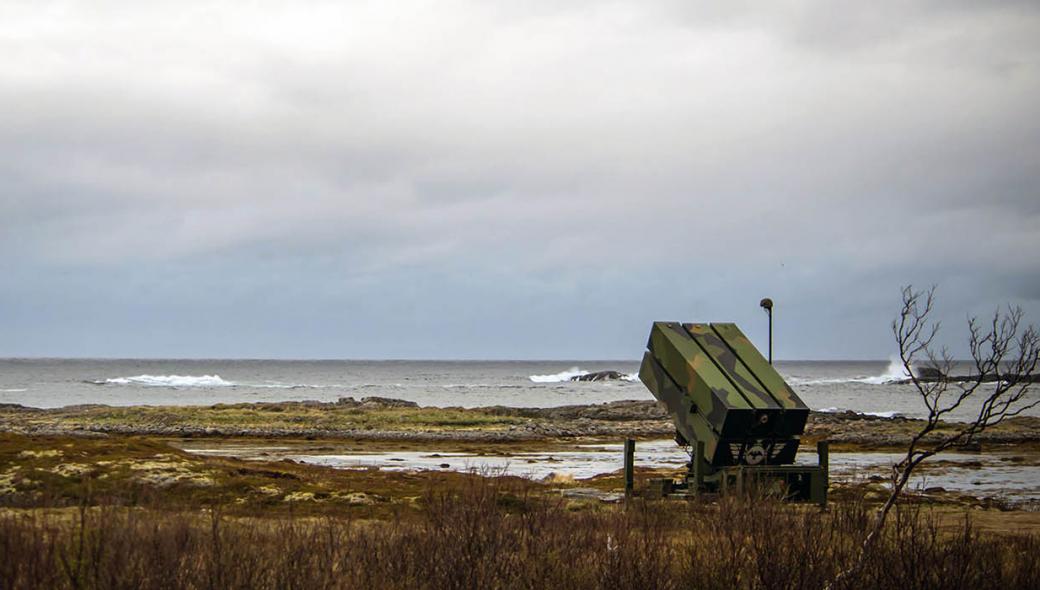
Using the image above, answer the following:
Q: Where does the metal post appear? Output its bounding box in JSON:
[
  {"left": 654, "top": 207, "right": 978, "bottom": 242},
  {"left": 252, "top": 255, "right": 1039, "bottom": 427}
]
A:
[
  {"left": 816, "top": 440, "right": 829, "bottom": 508},
  {"left": 693, "top": 440, "right": 705, "bottom": 495},
  {"left": 624, "top": 439, "right": 635, "bottom": 498},
  {"left": 760, "top": 298, "right": 774, "bottom": 364}
]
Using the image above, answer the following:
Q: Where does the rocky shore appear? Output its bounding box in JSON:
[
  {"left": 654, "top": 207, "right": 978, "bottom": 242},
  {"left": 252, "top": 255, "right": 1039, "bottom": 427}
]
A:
[{"left": 3, "top": 397, "right": 1040, "bottom": 448}]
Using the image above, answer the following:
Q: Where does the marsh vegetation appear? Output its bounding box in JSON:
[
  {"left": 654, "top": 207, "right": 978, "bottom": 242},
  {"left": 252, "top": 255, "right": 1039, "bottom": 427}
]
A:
[{"left": 2, "top": 476, "right": 1039, "bottom": 590}]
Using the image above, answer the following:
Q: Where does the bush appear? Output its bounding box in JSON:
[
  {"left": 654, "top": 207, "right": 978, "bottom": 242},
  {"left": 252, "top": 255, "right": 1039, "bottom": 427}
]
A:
[{"left": 0, "top": 479, "right": 1036, "bottom": 590}]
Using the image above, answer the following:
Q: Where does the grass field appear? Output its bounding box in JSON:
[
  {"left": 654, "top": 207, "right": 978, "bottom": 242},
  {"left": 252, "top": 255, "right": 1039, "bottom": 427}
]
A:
[{"left": 3, "top": 424, "right": 1040, "bottom": 589}]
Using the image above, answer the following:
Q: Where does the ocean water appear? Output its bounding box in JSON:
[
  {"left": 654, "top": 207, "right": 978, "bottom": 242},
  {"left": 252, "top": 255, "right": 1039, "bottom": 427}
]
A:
[{"left": 0, "top": 358, "right": 1036, "bottom": 422}]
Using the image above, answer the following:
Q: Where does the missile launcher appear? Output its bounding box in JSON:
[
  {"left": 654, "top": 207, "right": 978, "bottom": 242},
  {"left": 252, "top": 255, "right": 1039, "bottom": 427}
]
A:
[{"left": 638, "top": 321, "right": 828, "bottom": 503}]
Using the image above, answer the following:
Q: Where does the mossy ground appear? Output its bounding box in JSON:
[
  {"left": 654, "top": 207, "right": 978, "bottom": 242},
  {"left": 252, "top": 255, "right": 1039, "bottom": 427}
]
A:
[
  {"left": 0, "top": 433, "right": 553, "bottom": 519},
  {"left": 5, "top": 400, "right": 1040, "bottom": 451},
  {"left": 3, "top": 433, "right": 1040, "bottom": 536},
  {"left": 2, "top": 403, "right": 529, "bottom": 433}
]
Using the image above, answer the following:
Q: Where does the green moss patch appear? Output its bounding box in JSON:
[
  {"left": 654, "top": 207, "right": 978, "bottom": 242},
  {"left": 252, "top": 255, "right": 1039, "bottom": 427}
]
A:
[{"left": 0, "top": 433, "right": 545, "bottom": 519}]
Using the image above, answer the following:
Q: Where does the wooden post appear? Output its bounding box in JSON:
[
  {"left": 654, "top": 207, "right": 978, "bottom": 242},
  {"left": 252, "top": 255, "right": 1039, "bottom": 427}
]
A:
[
  {"left": 624, "top": 439, "right": 635, "bottom": 498},
  {"left": 816, "top": 440, "right": 829, "bottom": 507},
  {"left": 693, "top": 440, "right": 705, "bottom": 496}
]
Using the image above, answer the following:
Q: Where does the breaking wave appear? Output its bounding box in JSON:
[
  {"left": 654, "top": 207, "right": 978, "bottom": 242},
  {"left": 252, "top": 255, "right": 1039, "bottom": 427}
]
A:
[
  {"left": 788, "top": 358, "right": 910, "bottom": 386},
  {"left": 90, "top": 375, "right": 344, "bottom": 389},
  {"left": 1, "top": 388, "right": 28, "bottom": 393},
  {"left": 529, "top": 368, "right": 589, "bottom": 383},
  {"left": 96, "top": 374, "right": 235, "bottom": 388},
  {"left": 529, "top": 368, "right": 640, "bottom": 384},
  {"left": 854, "top": 358, "right": 911, "bottom": 385}
]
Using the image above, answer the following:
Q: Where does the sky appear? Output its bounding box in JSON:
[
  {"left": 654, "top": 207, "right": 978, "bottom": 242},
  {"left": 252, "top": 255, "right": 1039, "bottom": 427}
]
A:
[{"left": 2, "top": 1, "right": 1039, "bottom": 360}]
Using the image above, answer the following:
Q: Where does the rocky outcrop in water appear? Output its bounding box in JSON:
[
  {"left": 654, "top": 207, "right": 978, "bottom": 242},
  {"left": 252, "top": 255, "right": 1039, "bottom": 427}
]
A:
[
  {"left": 570, "top": 371, "right": 627, "bottom": 382},
  {"left": 337, "top": 396, "right": 419, "bottom": 408},
  {"left": 898, "top": 366, "right": 1040, "bottom": 384}
]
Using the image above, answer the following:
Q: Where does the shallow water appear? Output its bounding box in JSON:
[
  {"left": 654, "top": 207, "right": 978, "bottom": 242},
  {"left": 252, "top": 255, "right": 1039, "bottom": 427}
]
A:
[{"left": 185, "top": 440, "right": 1040, "bottom": 501}]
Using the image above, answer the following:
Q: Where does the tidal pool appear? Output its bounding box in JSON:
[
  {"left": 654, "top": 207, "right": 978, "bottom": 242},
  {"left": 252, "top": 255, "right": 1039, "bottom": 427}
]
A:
[{"left": 184, "top": 439, "right": 1040, "bottom": 501}]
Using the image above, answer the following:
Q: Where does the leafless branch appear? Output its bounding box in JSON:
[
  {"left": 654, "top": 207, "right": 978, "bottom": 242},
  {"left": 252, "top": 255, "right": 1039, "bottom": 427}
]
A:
[{"left": 830, "top": 285, "right": 1039, "bottom": 589}]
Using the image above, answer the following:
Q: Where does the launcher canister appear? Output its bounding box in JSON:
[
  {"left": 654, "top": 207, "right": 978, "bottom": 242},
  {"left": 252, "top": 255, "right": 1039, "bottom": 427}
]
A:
[{"left": 639, "top": 322, "right": 809, "bottom": 469}]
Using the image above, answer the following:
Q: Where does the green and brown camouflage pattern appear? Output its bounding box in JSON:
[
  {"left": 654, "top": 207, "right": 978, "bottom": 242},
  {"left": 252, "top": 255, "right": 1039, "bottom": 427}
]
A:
[
  {"left": 685, "top": 322, "right": 809, "bottom": 434},
  {"left": 647, "top": 322, "right": 749, "bottom": 435},
  {"left": 639, "top": 351, "right": 721, "bottom": 463},
  {"left": 640, "top": 321, "right": 809, "bottom": 468},
  {"left": 711, "top": 323, "right": 809, "bottom": 410},
  {"left": 683, "top": 323, "right": 780, "bottom": 409}
]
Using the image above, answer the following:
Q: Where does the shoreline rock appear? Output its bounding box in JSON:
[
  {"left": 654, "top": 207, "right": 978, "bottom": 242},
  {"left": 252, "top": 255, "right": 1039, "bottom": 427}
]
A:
[
  {"left": 570, "top": 370, "right": 627, "bottom": 382},
  {"left": 3, "top": 397, "right": 1040, "bottom": 447}
]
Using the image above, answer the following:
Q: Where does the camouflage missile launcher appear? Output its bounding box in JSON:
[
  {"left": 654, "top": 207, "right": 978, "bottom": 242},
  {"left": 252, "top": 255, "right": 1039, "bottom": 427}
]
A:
[{"left": 639, "top": 322, "right": 828, "bottom": 504}]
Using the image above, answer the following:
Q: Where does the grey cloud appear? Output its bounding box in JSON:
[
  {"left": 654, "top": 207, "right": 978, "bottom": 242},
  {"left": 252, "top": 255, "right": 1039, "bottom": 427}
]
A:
[{"left": 1, "top": 0, "right": 1038, "bottom": 358}]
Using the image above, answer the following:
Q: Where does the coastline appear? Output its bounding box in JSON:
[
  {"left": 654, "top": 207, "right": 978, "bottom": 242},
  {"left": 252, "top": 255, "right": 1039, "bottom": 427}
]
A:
[
  {"left": 4, "top": 397, "right": 1040, "bottom": 551},
  {"left": 4, "top": 397, "right": 1040, "bottom": 450}
]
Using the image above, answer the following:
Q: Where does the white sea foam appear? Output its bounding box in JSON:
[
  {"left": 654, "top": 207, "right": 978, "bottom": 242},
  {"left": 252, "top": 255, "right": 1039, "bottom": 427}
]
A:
[
  {"left": 529, "top": 367, "right": 589, "bottom": 383},
  {"left": 92, "top": 375, "right": 339, "bottom": 389},
  {"left": 854, "top": 358, "right": 911, "bottom": 385},
  {"left": 788, "top": 358, "right": 910, "bottom": 386},
  {"left": 1, "top": 388, "right": 28, "bottom": 393},
  {"left": 101, "top": 374, "right": 235, "bottom": 388}
]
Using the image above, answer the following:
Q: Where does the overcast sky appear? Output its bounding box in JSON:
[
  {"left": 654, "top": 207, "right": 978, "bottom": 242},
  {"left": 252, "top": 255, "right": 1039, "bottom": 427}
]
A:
[{"left": 2, "top": 1, "right": 1039, "bottom": 360}]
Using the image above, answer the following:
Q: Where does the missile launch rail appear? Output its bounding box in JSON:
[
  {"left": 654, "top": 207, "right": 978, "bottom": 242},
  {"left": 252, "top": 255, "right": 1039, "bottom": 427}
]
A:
[{"left": 638, "top": 321, "right": 828, "bottom": 505}]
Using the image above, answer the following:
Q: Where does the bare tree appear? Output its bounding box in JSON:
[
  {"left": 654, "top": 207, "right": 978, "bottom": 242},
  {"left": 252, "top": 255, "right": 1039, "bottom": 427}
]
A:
[{"left": 831, "top": 285, "right": 1040, "bottom": 587}]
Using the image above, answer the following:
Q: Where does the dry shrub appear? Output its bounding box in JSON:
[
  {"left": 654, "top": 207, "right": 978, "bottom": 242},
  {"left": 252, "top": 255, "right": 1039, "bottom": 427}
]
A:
[{"left": 0, "top": 478, "right": 1036, "bottom": 590}]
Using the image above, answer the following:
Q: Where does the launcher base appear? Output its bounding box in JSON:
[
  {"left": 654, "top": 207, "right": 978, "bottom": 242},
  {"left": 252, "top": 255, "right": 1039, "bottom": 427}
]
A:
[{"left": 647, "top": 440, "right": 829, "bottom": 506}]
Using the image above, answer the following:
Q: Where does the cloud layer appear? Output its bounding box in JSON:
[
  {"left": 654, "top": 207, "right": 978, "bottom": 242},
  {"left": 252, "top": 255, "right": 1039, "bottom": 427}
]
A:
[{"left": 2, "top": 1, "right": 1039, "bottom": 358}]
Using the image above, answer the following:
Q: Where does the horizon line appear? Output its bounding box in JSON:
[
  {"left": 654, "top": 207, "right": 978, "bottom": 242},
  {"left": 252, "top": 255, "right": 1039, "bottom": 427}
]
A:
[{"left": 0, "top": 355, "right": 899, "bottom": 363}]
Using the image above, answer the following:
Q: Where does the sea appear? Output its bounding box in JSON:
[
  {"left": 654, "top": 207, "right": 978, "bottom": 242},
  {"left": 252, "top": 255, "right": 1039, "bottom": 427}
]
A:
[{"left": 1, "top": 358, "right": 1035, "bottom": 423}]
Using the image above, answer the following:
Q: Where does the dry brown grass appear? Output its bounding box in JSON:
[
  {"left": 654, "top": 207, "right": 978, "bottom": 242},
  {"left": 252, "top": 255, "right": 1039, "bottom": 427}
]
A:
[{"left": 1, "top": 477, "right": 1038, "bottom": 590}]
